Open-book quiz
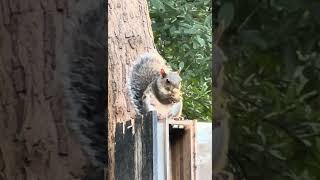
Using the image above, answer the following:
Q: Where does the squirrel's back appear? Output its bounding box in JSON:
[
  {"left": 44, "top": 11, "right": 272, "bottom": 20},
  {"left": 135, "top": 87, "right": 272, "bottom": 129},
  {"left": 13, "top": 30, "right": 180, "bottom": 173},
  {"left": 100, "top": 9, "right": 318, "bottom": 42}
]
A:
[{"left": 129, "top": 52, "right": 172, "bottom": 115}]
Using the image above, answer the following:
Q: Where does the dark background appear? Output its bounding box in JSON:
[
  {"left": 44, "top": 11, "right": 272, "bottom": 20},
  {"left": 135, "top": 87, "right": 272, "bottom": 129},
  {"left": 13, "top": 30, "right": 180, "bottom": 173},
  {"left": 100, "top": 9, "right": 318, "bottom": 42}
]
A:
[{"left": 216, "top": 0, "right": 320, "bottom": 179}]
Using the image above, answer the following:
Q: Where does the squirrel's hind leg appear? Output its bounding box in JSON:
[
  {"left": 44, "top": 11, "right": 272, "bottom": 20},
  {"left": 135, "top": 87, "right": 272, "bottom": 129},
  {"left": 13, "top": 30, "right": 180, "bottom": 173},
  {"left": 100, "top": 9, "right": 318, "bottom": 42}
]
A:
[
  {"left": 170, "top": 101, "right": 183, "bottom": 120},
  {"left": 142, "top": 90, "right": 165, "bottom": 121}
]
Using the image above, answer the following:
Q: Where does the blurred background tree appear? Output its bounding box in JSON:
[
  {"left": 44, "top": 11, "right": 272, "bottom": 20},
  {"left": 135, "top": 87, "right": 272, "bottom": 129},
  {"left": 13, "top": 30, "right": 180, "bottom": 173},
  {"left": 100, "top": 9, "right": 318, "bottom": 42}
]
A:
[
  {"left": 148, "top": 0, "right": 212, "bottom": 122},
  {"left": 214, "top": 0, "right": 320, "bottom": 179},
  {"left": 150, "top": 0, "right": 320, "bottom": 179}
]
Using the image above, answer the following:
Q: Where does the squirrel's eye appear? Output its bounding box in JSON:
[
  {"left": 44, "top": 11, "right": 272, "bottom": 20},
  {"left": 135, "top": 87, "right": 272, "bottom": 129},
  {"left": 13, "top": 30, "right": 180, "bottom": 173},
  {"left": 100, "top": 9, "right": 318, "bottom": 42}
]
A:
[{"left": 166, "top": 79, "right": 170, "bottom": 84}]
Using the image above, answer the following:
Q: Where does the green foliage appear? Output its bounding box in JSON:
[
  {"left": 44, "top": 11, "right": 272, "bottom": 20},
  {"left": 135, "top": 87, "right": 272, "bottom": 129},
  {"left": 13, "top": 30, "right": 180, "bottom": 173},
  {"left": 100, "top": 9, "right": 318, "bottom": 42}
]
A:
[
  {"left": 216, "top": 0, "right": 320, "bottom": 179},
  {"left": 148, "top": 0, "right": 212, "bottom": 122}
]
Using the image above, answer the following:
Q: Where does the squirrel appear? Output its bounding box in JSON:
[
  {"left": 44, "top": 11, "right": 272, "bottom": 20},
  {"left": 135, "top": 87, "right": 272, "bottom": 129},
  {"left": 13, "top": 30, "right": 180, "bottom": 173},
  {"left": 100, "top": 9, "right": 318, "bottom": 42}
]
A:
[{"left": 128, "top": 51, "right": 183, "bottom": 120}]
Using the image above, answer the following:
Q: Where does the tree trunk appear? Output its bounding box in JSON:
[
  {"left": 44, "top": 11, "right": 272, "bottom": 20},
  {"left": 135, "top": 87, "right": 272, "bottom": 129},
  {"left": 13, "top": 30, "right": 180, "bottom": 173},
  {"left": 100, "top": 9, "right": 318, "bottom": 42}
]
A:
[
  {"left": 0, "top": 0, "right": 106, "bottom": 179},
  {"left": 107, "top": 0, "right": 156, "bottom": 179}
]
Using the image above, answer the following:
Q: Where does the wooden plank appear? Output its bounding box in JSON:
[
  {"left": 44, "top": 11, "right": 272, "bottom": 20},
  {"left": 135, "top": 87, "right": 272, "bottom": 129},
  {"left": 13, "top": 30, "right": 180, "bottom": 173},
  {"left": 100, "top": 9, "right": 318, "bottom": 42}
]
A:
[
  {"left": 115, "top": 120, "right": 135, "bottom": 180},
  {"left": 196, "top": 122, "right": 212, "bottom": 180},
  {"left": 167, "top": 119, "right": 195, "bottom": 126},
  {"left": 114, "top": 113, "right": 197, "bottom": 180},
  {"left": 114, "top": 112, "right": 156, "bottom": 180},
  {"left": 192, "top": 120, "right": 197, "bottom": 180},
  {"left": 142, "top": 111, "right": 158, "bottom": 180},
  {"left": 165, "top": 118, "right": 170, "bottom": 180},
  {"left": 151, "top": 112, "right": 158, "bottom": 180},
  {"left": 168, "top": 120, "right": 197, "bottom": 180},
  {"left": 169, "top": 127, "right": 182, "bottom": 180},
  {"left": 183, "top": 124, "right": 192, "bottom": 180},
  {"left": 156, "top": 116, "right": 166, "bottom": 180}
]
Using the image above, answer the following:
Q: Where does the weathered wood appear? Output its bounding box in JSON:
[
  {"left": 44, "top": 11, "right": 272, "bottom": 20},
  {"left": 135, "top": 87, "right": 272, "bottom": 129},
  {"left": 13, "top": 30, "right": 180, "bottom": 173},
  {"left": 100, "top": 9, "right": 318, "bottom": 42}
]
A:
[
  {"left": 156, "top": 115, "right": 166, "bottom": 180},
  {"left": 196, "top": 122, "right": 212, "bottom": 180},
  {"left": 143, "top": 111, "right": 158, "bottom": 180},
  {"left": 113, "top": 111, "right": 198, "bottom": 180},
  {"left": 115, "top": 120, "right": 135, "bottom": 179},
  {"left": 165, "top": 117, "right": 171, "bottom": 180},
  {"left": 114, "top": 111, "right": 157, "bottom": 180},
  {"left": 168, "top": 120, "right": 197, "bottom": 180}
]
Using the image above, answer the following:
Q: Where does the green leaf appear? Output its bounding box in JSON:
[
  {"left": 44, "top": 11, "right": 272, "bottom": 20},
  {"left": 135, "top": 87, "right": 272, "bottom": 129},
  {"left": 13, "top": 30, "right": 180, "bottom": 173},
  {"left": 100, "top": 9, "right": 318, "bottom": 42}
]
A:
[
  {"left": 269, "top": 150, "right": 286, "bottom": 160},
  {"left": 257, "top": 126, "right": 266, "bottom": 145},
  {"left": 302, "top": 139, "right": 312, "bottom": 147},
  {"left": 299, "top": 91, "right": 318, "bottom": 102},
  {"left": 150, "top": 0, "right": 165, "bottom": 12},
  {"left": 179, "top": 61, "right": 185, "bottom": 71},
  {"left": 196, "top": 35, "right": 205, "bottom": 47},
  {"left": 204, "top": 14, "right": 212, "bottom": 27},
  {"left": 249, "top": 143, "right": 265, "bottom": 152}
]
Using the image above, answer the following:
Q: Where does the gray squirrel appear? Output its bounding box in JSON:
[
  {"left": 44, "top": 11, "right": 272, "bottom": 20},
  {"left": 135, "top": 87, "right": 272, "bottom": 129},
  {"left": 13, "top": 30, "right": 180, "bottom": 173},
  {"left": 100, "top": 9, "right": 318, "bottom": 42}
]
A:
[{"left": 129, "top": 52, "right": 183, "bottom": 120}]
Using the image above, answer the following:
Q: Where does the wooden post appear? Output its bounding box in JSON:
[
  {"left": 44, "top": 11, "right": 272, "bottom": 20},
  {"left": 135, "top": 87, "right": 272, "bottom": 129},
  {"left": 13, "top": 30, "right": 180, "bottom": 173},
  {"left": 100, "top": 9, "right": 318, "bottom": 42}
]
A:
[
  {"left": 166, "top": 120, "right": 197, "bottom": 180},
  {"left": 114, "top": 111, "right": 157, "bottom": 180},
  {"left": 113, "top": 111, "right": 197, "bottom": 180}
]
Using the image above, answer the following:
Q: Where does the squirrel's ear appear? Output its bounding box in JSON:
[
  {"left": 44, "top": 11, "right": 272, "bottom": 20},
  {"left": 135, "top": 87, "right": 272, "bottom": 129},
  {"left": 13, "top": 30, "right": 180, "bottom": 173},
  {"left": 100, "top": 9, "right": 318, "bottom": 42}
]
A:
[{"left": 160, "top": 68, "right": 167, "bottom": 78}]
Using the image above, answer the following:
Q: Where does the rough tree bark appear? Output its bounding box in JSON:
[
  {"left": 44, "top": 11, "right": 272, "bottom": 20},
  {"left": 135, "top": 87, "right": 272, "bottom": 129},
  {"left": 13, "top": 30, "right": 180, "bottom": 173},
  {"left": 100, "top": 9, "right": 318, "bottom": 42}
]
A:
[
  {"left": 107, "top": 0, "right": 156, "bottom": 179},
  {"left": 0, "top": 0, "right": 106, "bottom": 179},
  {"left": 213, "top": 24, "right": 232, "bottom": 179}
]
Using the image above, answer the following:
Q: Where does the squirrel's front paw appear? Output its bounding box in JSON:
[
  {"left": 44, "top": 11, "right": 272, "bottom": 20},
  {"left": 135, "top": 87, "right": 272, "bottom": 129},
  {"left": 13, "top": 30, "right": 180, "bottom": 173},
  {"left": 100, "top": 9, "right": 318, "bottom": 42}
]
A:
[
  {"left": 157, "top": 113, "right": 166, "bottom": 121},
  {"left": 150, "top": 99, "right": 156, "bottom": 106}
]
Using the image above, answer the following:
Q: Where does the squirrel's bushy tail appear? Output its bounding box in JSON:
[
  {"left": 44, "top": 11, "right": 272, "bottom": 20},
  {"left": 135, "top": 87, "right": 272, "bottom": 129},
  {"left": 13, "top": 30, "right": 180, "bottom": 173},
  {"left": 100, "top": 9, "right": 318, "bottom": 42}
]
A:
[{"left": 128, "top": 51, "right": 171, "bottom": 115}]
